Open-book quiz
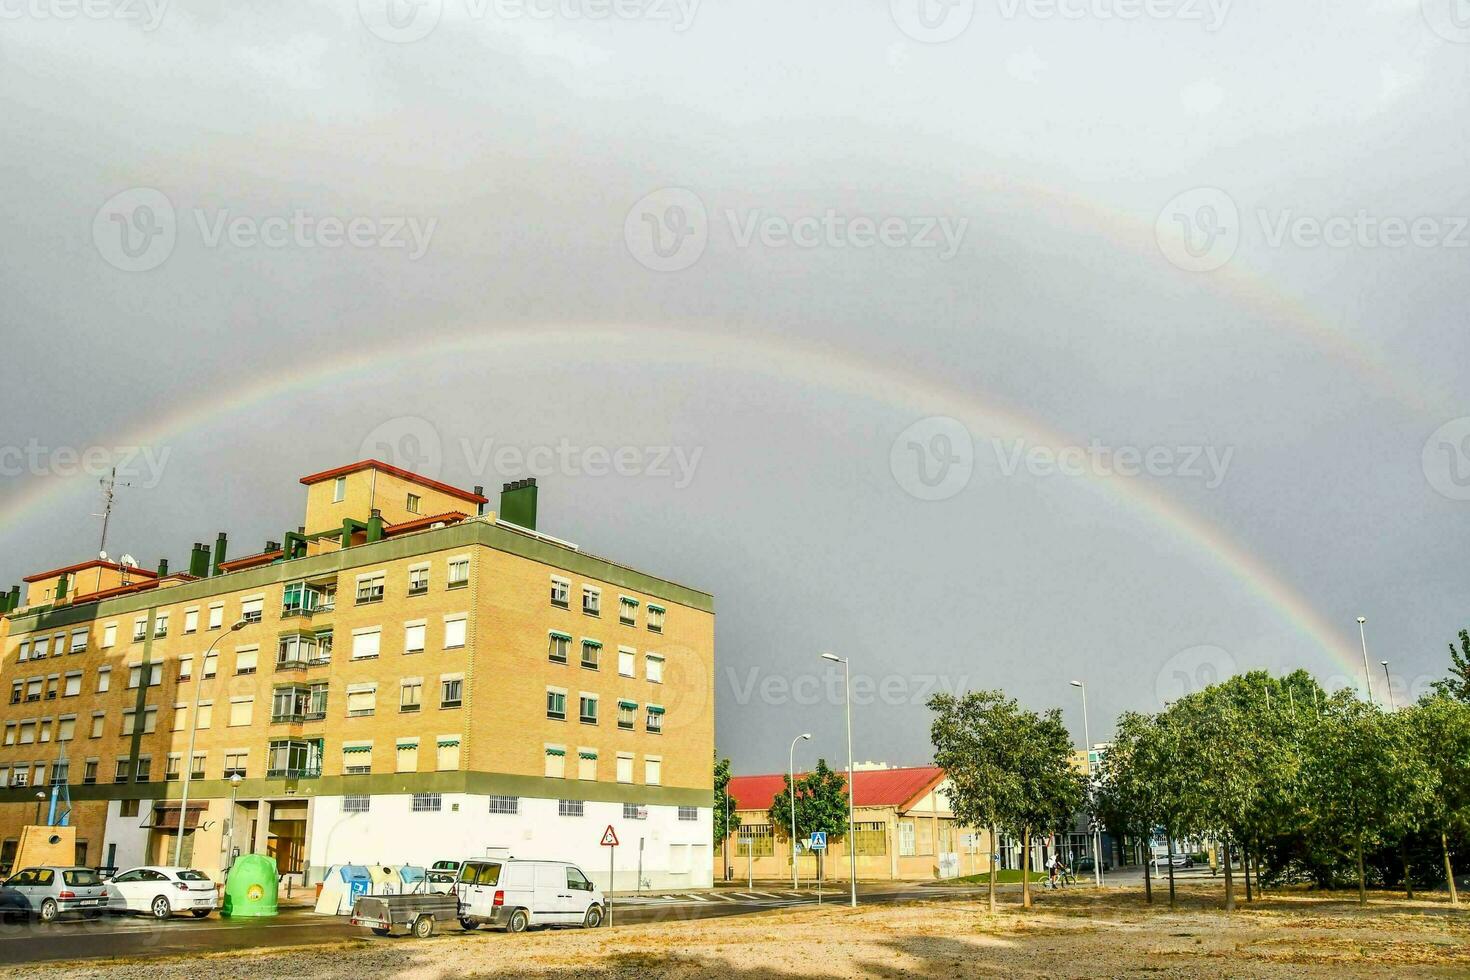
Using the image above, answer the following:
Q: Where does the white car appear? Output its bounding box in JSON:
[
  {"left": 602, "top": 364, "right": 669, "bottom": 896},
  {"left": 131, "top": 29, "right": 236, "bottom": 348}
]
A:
[
  {"left": 105, "top": 866, "right": 218, "bottom": 919},
  {"left": 455, "top": 858, "right": 604, "bottom": 932}
]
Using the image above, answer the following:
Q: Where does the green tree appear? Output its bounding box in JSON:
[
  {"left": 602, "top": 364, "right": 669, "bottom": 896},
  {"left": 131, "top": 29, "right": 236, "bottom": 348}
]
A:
[
  {"left": 928, "top": 690, "right": 1027, "bottom": 912},
  {"left": 1006, "top": 706, "right": 1086, "bottom": 909},
  {"left": 1431, "top": 629, "right": 1470, "bottom": 703},
  {"left": 768, "top": 759, "right": 849, "bottom": 879},
  {"left": 713, "top": 753, "right": 741, "bottom": 859},
  {"left": 1094, "top": 712, "right": 1168, "bottom": 904},
  {"left": 1405, "top": 695, "right": 1470, "bottom": 905}
]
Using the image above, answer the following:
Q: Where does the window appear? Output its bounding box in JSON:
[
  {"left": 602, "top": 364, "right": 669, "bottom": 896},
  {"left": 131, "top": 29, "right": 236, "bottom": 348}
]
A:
[
  {"left": 343, "top": 744, "right": 373, "bottom": 774},
  {"left": 852, "top": 821, "right": 887, "bottom": 856},
  {"left": 89, "top": 714, "right": 104, "bottom": 738},
  {"left": 623, "top": 803, "right": 647, "bottom": 820},
  {"left": 267, "top": 738, "right": 323, "bottom": 778},
  {"left": 347, "top": 684, "right": 377, "bottom": 717},
  {"left": 83, "top": 760, "right": 98, "bottom": 785},
  {"left": 343, "top": 795, "right": 371, "bottom": 813},
  {"left": 208, "top": 604, "right": 223, "bottom": 630},
  {"left": 272, "top": 685, "right": 313, "bottom": 722},
  {"left": 581, "top": 639, "right": 601, "bottom": 670},
  {"left": 646, "top": 654, "right": 664, "bottom": 684},
  {"left": 282, "top": 582, "right": 325, "bottom": 616},
  {"left": 121, "top": 711, "right": 137, "bottom": 736},
  {"left": 356, "top": 573, "right": 385, "bottom": 605},
  {"left": 412, "top": 793, "right": 442, "bottom": 812},
  {"left": 44, "top": 676, "right": 58, "bottom": 700},
  {"left": 196, "top": 702, "right": 212, "bottom": 729},
  {"left": 154, "top": 613, "right": 169, "bottom": 638},
  {"left": 440, "top": 676, "right": 463, "bottom": 709},
  {"left": 183, "top": 609, "right": 198, "bottom": 634},
  {"left": 550, "top": 576, "right": 569, "bottom": 608},
  {"left": 408, "top": 565, "right": 429, "bottom": 596},
  {"left": 134, "top": 757, "right": 152, "bottom": 782},
  {"left": 398, "top": 620, "right": 427, "bottom": 654},
  {"left": 399, "top": 679, "right": 422, "bottom": 713},
  {"left": 546, "top": 688, "right": 567, "bottom": 720},
  {"left": 94, "top": 667, "right": 109, "bottom": 694},
  {"left": 644, "top": 756, "right": 661, "bottom": 786},
  {"left": 352, "top": 628, "right": 381, "bottom": 660},
  {"left": 646, "top": 704, "right": 664, "bottom": 734},
  {"left": 69, "top": 629, "right": 88, "bottom": 653},
  {"left": 396, "top": 741, "right": 418, "bottom": 773},
  {"left": 228, "top": 697, "right": 254, "bottom": 727},
  {"left": 2, "top": 723, "right": 14, "bottom": 746},
  {"left": 678, "top": 805, "right": 698, "bottom": 822},
  {"left": 173, "top": 704, "right": 188, "bottom": 731},
  {"left": 618, "top": 648, "right": 635, "bottom": 677},
  {"left": 26, "top": 678, "right": 42, "bottom": 701},
  {"left": 617, "top": 700, "right": 637, "bottom": 730},
  {"left": 738, "top": 825, "right": 775, "bottom": 858},
  {"left": 57, "top": 716, "right": 75, "bottom": 741},
  {"left": 582, "top": 586, "right": 600, "bottom": 616},
  {"left": 544, "top": 746, "right": 566, "bottom": 778},
  {"left": 447, "top": 557, "right": 469, "bottom": 589},
  {"left": 443, "top": 616, "right": 466, "bottom": 649},
  {"left": 223, "top": 751, "right": 248, "bottom": 778},
  {"left": 235, "top": 646, "right": 260, "bottom": 675},
  {"left": 333, "top": 475, "right": 346, "bottom": 502},
  {"left": 241, "top": 597, "right": 263, "bottom": 623},
  {"left": 578, "top": 750, "right": 597, "bottom": 780},
  {"left": 191, "top": 753, "right": 205, "bottom": 779},
  {"left": 579, "top": 693, "right": 598, "bottom": 725},
  {"left": 406, "top": 492, "right": 421, "bottom": 514},
  {"left": 177, "top": 656, "right": 193, "bottom": 682},
  {"left": 114, "top": 759, "right": 130, "bottom": 783},
  {"left": 33, "top": 637, "right": 50, "bottom": 659},
  {"left": 63, "top": 673, "right": 81, "bottom": 697},
  {"left": 898, "top": 820, "right": 916, "bottom": 857},
  {"left": 436, "top": 738, "right": 460, "bottom": 770},
  {"left": 203, "top": 652, "right": 218, "bottom": 678},
  {"left": 558, "top": 799, "right": 584, "bottom": 817},
  {"left": 165, "top": 754, "right": 182, "bottom": 781},
  {"left": 647, "top": 604, "right": 665, "bottom": 633},
  {"left": 487, "top": 795, "right": 519, "bottom": 814},
  {"left": 616, "top": 753, "right": 633, "bottom": 784},
  {"left": 132, "top": 618, "right": 146, "bottom": 641},
  {"left": 102, "top": 623, "right": 117, "bottom": 647},
  {"left": 619, "top": 596, "right": 638, "bottom": 626},
  {"left": 548, "top": 632, "right": 570, "bottom": 663},
  {"left": 276, "top": 635, "right": 314, "bottom": 668}
]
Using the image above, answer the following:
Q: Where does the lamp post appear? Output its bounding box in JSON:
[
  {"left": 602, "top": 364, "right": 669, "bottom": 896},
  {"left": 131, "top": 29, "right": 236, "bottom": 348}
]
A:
[
  {"left": 821, "top": 653, "right": 858, "bottom": 908},
  {"left": 33, "top": 791, "right": 45, "bottom": 825},
  {"left": 722, "top": 785, "right": 731, "bottom": 882},
  {"left": 174, "top": 619, "right": 247, "bottom": 868},
  {"left": 1356, "top": 617, "right": 1376, "bottom": 706},
  {"left": 1070, "top": 681, "right": 1102, "bottom": 887},
  {"left": 1381, "top": 661, "right": 1394, "bottom": 710},
  {"left": 789, "top": 733, "right": 811, "bottom": 890},
  {"left": 225, "top": 772, "right": 242, "bottom": 870}
]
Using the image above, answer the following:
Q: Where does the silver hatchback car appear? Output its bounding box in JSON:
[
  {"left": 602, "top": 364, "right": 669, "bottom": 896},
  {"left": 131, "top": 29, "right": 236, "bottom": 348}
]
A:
[{"left": 0, "top": 866, "right": 108, "bottom": 922}]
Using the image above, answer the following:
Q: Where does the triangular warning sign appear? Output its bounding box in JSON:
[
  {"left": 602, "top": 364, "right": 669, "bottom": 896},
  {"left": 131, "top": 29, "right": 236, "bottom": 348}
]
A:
[{"left": 601, "top": 825, "right": 620, "bottom": 847}]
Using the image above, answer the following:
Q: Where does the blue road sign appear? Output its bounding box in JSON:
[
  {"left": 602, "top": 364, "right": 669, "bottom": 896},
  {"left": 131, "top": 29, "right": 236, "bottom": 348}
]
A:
[{"left": 809, "top": 831, "right": 828, "bottom": 851}]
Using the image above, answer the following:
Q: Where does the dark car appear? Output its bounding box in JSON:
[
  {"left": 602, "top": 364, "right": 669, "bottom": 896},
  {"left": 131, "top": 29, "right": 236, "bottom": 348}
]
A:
[{"left": 1075, "top": 857, "right": 1112, "bottom": 873}]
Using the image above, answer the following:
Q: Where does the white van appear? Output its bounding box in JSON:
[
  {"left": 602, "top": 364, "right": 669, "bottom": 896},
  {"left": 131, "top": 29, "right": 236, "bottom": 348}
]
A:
[{"left": 455, "top": 858, "right": 604, "bottom": 933}]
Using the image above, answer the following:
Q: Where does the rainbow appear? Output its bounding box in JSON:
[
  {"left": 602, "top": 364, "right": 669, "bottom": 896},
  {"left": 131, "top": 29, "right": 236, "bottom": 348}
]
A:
[{"left": 0, "top": 322, "right": 1366, "bottom": 673}]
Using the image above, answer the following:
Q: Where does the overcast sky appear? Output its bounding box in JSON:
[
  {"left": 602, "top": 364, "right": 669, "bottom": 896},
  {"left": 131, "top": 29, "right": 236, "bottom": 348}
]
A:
[{"left": 2, "top": 0, "right": 1468, "bottom": 774}]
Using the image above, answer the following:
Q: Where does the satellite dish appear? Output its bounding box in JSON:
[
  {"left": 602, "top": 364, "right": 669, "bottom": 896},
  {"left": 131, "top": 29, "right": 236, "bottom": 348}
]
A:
[
  {"left": 98, "top": 551, "right": 108, "bottom": 562},
  {"left": 119, "top": 554, "right": 137, "bottom": 568}
]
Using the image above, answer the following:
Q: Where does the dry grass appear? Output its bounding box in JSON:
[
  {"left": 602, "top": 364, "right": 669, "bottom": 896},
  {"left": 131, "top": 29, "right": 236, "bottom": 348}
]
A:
[{"left": 13, "top": 884, "right": 1470, "bottom": 979}]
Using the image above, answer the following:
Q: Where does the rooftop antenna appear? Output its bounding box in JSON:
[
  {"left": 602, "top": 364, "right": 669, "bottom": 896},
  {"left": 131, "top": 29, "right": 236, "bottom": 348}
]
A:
[{"left": 94, "top": 467, "right": 131, "bottom": 556}]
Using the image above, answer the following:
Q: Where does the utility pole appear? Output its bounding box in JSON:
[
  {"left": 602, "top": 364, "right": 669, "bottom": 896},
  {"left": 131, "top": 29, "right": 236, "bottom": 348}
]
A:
[{"left": 1356, "top": 617, "right": 1376, "bottom": 706}]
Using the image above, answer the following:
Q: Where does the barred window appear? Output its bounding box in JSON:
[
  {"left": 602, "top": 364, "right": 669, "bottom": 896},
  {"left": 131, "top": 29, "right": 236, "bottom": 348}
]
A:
[
  {"left": 558, "top": 799, "right": 584, "bottom": 817},
  {"left": 851, "top": 821, "right": 887, "bottom": 856},
  {"left": 738, "top": 824, "right": 775, "bottom": 857},
  {"left": 622, "top": 803, "right": 647, "bottom": 820},
  {"left": 487, "top": 795, "right": 519, "bottom": 814},
  {"left": 411, "top": 792, "right": 442, "bottom": 813},
  {"left": 677, "top": 806, "right": 698, "bottom": 822},
  {"left": 343, "top": 795, "right": 371, "bottom": 813}
]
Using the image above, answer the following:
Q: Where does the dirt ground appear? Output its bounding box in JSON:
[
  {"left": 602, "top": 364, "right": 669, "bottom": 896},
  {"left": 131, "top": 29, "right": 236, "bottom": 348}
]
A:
[{"left": 16, "top": 884, "right": 1470, "bottom": 979}]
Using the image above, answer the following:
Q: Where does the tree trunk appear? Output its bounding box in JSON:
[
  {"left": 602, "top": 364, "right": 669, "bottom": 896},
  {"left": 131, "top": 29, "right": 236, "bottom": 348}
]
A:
[
  {"left": 1142, "top": 836, "right": 1153, "bottom": 905},
  {"left": 1254, "top": 849, "right": 1265, "bottom": 897},
  {"left": 1166, "top": 834, "right": 1177, "bottom": 909},
  {"left": 988, "top": 824, "right": 998, "bottom": 914},
  {"left": 1444, "top": 832, "right": 1459, "bottom": 907},
  {"left": 1402, "top": 842, "right": 1413, "bottom": 900},
  {"left": 1223, "top": 839, "right": 1235, "bottom": 912},
  {"left": 1022, "top": 826, "right": 1032, "bottom": 909},
  {"left": 1243, "top": 840, "right": 1253, "bottom": 902},
  {"left": 1356, "top": 839, "right": 1367, "bottom": 905}
]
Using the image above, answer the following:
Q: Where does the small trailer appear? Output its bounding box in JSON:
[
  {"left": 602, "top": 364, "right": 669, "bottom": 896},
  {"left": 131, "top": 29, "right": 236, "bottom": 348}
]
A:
[{"left": 350, "top": 892, "right": 462, "bottom": 938}]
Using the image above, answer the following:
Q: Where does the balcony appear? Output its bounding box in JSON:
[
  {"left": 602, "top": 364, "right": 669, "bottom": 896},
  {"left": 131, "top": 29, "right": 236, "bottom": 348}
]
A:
[{"left": 266, "top": 766, "right": 321, "bottom": 779}]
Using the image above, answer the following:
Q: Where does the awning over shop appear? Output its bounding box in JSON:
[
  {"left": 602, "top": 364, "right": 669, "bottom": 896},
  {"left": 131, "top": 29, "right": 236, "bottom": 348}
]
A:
[{"left": 142, "top": 801, "right": 207, "bottom": 830}]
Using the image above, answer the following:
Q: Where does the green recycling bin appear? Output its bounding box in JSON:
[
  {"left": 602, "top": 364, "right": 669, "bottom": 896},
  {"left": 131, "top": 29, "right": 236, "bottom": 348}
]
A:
[{"left": 222, "top": 854, "right": 279, "bottom": 918}]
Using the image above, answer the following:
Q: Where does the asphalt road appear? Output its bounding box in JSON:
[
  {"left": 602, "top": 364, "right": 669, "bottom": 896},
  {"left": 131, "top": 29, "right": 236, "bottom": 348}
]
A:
[{"left": 0, "top": 884, "right": 989, "bottom": 967}]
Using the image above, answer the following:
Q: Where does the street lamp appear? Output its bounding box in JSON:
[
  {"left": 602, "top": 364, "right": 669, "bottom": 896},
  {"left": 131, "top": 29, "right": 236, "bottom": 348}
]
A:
[
  {"left": 1070, "top": 681, "right": 1102, "bottom": 887},
  {"left": 1356, "top": 617, "right": 1376, "bottom": 706},
  {"left": 822, "top": 653, "right": 858, "bottom": 908},
  {"left": 789, "top": 733, "right": 811, "bottom": 890},
  {"left": 175, "top": 619, "right": 248, "bottom": 868},
  {"left": 225, "top": 772, "right": 243, "bottom": 870},
  {"left": 33, "top": 791, "right": 46, "bottom": 825},
  {"left": 1381, "top": 661, "right": 1394, "bottom": 710}
]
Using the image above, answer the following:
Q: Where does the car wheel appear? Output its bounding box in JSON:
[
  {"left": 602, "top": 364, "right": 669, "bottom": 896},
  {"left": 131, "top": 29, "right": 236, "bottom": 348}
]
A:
[
  {"left": 150, "top": 895, "right": 171, "bottom": 919},
  {"left": 191, "top": 909, "right": 211, "bottom": 919},
  {"left": 459, "top": 917, "right": 480, "bottom": 931},
  {"left": 583, "top": 905, "right": 603, "bottom": 929},
  {"left": 507, "top": 909, "right": 529, "bottom": 933},
  {"left": 39, "top": 899, "right": 59, "bottom": 923}
]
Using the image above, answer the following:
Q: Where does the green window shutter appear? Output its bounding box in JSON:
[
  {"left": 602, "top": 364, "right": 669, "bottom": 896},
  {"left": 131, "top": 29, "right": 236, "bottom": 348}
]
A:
[
  {"left": 647, "top": 705, "right": 665, "bottom": 715},
  {"left": 618, "top": 699, "right": 638, "bottom": 709},
  {"left": 545, "top": 747, "right": 566, "bottom": 757}
]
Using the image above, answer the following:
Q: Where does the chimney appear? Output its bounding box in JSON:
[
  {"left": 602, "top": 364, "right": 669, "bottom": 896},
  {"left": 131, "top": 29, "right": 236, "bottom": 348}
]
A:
[
  {"left": 188, "top": 543, "right": 210, "bottom": 578},
  {"left": 266, "top": 540, "right": 281, "bottom": 553},
  {"left": 473, "top": 486, "right": 485, "bottom": 517},
  {"left": 499, "top": 479, "right": 538, "bottom": 530},
  {"left": 212, "top": 532, "right": 229, "bottom": 576},
  {"left": 366, "top": 509, "right": 385, "bottom": 543},
  {"left": 55, "top": 573, "right": 69, "bottom": 603},
  {"left": 5, "top": 586, "right": 18, "bottom": 611},
  {"left": 156, "top": 558, "right": 169, "bottom": 577}
]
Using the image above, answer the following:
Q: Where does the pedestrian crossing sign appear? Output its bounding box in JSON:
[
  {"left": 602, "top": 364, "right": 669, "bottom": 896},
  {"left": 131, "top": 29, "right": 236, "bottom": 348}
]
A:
[{"left": 810, "top": 831, "right": 828, "bottom": 851}]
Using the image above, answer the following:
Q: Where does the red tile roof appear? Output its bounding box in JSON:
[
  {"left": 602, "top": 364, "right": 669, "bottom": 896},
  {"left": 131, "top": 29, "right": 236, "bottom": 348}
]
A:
[
  {"left": 217, "top": 550, "right": 283, "bottom": 572},
  {"left": 23, "top": 559, "right": 158, "bottom": 584},
  {"left": 298, "top": 460, "right": 488, "bottom": 505},
  {"left": 728, "top": 766, "right": 945, "bottom": 813},
  {"left": 384, "top": 512, "right": 469, "bottom": 536}
]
